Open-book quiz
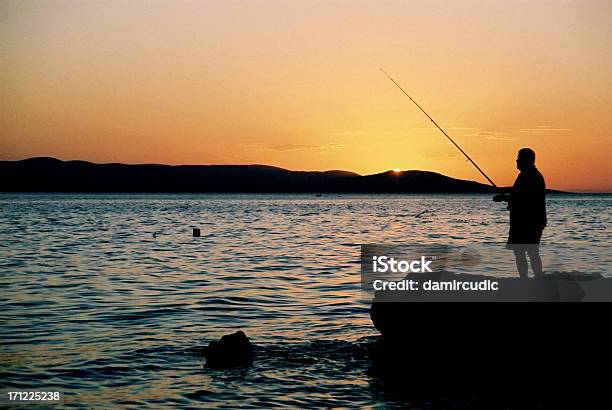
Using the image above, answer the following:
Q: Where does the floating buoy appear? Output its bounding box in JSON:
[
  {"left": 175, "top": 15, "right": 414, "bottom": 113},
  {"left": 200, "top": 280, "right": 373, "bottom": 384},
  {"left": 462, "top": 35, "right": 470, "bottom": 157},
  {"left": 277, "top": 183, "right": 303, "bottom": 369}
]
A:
[{"left": 193, "top": 228, "right": 201, "bottom": 237}]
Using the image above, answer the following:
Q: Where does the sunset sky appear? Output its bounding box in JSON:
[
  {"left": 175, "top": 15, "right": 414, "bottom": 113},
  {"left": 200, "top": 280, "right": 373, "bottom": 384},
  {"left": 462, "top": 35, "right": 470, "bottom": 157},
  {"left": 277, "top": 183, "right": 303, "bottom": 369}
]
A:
[{"left": 2, "top": 0, "right": 610, "bottom": 191}]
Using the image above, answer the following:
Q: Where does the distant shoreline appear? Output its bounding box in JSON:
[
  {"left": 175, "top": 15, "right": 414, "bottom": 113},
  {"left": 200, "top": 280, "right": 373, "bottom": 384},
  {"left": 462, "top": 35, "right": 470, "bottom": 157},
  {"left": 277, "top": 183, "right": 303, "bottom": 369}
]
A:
[
  {"left": 0, "top": 157, "right": 582, "bottom": 194},
  {"left": 3, "top": 191, "right": 607, "bottom": 196}
]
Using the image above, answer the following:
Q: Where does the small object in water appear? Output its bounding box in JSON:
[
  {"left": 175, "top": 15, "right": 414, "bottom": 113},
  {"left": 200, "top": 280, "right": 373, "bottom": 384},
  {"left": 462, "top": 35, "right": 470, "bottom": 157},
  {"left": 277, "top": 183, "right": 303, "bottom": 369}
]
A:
[
  {"left": 193, "top": 228, "right": 201, "bottom": 237},
  {"left": 414, "top": 209, "right": 431, "bottom": 218},
  {"left": 204, "top": 330, "right": 253, "bottom": 368},
  {"left": 316, "top": 193, "right": 322, "bottom": 197}
]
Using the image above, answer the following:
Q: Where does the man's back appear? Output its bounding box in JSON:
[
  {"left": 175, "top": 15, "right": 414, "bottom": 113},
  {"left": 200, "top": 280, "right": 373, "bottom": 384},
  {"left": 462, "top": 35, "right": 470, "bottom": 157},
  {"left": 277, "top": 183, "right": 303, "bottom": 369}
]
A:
[{"left": 509, "top": 166, "right": 547, "bottom": 230}]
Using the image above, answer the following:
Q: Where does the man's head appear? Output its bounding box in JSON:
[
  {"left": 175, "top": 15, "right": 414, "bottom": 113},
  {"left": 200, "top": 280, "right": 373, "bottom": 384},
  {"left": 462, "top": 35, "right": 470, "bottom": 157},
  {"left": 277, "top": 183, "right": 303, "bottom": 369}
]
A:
[{"left": 516, "top": 148, "right": 536, "bottom": 170}]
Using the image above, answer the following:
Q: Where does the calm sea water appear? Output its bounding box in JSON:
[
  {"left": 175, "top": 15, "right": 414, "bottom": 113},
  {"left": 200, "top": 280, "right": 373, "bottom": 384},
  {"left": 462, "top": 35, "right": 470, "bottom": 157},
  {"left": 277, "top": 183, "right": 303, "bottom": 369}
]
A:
[{"left": 1, "top": 194, "right": 610, "bottom": 407}]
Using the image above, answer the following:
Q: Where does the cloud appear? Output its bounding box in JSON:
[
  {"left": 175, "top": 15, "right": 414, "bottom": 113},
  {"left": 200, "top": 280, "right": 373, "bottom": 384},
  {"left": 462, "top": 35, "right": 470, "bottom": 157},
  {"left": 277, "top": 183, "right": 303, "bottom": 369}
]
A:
[
  {"left": 472, "top": 131, "right": 518, "bottom": 141},
  {"left": 322, "top": 130, "right": 368, "bottom": 137},
  {"left": 242, "top": 142, "right": 265, "bottom": 149},
  {"left": 413, "top": 126, "right": 517, "bottom": 141},
  {"left": 267, "top": 143, "right": 344, "bottom": 152},
  {"left": 456, "top": 130, "right": 517, "bottom": 141},
  {"left": 241, "top": 142, "right": 344, "bottom": 152},
  {"left": 484, "top": 136, "right": 518, "bottom": 141},
  {"left": 519, "top": 125, "right": 572, "bottom": 133},
  {"left": 413, "top": 126, "right": 475, "bottom": 131}
]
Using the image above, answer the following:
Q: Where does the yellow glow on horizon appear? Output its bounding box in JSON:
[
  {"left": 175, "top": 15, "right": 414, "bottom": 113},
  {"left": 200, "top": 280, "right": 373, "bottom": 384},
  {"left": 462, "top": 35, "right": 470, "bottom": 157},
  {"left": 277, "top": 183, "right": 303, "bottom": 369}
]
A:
[
  {"left": 1, "top": 1, "right": 610, "bottom": 192},
  {"left": 392, "top": 168, "right": 402, "bottom": 173}
]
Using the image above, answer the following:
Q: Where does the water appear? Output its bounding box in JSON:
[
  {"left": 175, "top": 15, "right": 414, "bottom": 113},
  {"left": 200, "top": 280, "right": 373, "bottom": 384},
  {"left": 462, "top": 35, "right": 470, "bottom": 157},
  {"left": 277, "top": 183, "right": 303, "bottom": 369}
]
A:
[{"left": 0, "top": 194, "right": 610, "bottom": 407}]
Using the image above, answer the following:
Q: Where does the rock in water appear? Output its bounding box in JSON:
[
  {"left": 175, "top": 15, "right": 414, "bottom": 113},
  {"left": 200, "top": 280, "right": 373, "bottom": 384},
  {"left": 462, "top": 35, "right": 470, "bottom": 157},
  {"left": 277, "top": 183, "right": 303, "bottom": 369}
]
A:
[{"left": 204, "top": 331, "right": 253, "bottom": 368}]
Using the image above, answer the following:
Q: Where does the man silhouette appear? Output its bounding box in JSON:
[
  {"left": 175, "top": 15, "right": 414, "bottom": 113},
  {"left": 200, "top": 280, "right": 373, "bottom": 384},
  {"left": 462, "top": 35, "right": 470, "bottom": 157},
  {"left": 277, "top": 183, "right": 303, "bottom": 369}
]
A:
[{"left": 494, "top": 148, "right": 547, "bottom": 278}]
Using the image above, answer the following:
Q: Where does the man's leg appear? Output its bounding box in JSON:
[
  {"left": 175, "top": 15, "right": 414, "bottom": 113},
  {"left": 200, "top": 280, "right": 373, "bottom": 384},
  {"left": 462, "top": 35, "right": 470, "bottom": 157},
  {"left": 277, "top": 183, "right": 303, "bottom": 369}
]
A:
[
  {"left": 513, "top": 249, "right": 529, "bottom": 278},
  {"left": 527, "top": 245, "right": 543, "bottom": 277}
]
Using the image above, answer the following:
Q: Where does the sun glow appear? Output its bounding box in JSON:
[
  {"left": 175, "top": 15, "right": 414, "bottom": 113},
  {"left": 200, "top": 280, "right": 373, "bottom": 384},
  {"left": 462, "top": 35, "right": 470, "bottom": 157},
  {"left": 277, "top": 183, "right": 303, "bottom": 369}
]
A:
[{"left": 392, "top": 168, "right": 402, "bottom": 173}]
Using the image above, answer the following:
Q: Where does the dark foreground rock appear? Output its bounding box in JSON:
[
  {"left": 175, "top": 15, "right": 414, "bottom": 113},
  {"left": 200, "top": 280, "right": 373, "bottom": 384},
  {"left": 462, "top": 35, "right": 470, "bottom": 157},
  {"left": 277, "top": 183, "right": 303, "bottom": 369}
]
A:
[
  {"left": 204, "top": 331, "right": 253, "bottom": 369},
  {"left": 370, "top": 271, "right": 612, "bottom": 338},
  {"left": 368, "top": 272, "right": 612, "bottom": 404}
]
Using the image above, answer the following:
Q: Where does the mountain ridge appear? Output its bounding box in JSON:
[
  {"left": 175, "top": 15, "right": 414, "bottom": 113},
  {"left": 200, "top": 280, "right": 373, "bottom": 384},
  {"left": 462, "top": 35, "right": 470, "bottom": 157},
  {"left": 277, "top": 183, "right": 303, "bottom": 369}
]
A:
[{"left": 0, "top": 157, "right": 553, "bottom": 193}]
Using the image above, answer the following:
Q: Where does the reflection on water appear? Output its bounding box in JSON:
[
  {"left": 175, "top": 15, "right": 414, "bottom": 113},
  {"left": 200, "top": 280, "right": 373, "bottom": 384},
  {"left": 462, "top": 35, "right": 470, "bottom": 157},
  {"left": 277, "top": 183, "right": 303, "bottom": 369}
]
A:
[{"left": 0, "top": 194, "right": 609, "bottom": 407}]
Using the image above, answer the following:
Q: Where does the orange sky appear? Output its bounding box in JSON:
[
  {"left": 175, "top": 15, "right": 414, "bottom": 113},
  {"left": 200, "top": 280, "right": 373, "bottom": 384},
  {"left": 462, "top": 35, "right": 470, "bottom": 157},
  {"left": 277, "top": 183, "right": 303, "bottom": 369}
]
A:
[{"left": 1, "top": 0, "right": 610, "bottom": 191}]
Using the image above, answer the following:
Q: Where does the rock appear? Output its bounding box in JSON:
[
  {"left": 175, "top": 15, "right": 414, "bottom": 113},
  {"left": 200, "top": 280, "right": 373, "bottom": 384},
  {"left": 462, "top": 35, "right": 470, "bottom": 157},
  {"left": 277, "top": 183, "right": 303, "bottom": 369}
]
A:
[{"left": 204, "top": 331, "right": 253, "bottom": 368}]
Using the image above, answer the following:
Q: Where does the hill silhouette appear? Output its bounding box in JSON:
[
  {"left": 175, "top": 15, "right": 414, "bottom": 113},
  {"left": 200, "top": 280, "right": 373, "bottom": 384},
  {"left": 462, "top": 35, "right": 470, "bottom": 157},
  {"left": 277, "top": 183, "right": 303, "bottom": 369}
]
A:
[{"left": 1, "top": 157, "right": 501, "bottom": 193}]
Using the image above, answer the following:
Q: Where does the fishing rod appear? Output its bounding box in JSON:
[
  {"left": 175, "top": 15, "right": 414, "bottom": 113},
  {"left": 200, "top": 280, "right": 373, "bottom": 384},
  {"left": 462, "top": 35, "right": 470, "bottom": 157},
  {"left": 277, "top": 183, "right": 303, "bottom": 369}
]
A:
[{"left": 380, "top": 67, "right": 498, "bottom": 188}]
